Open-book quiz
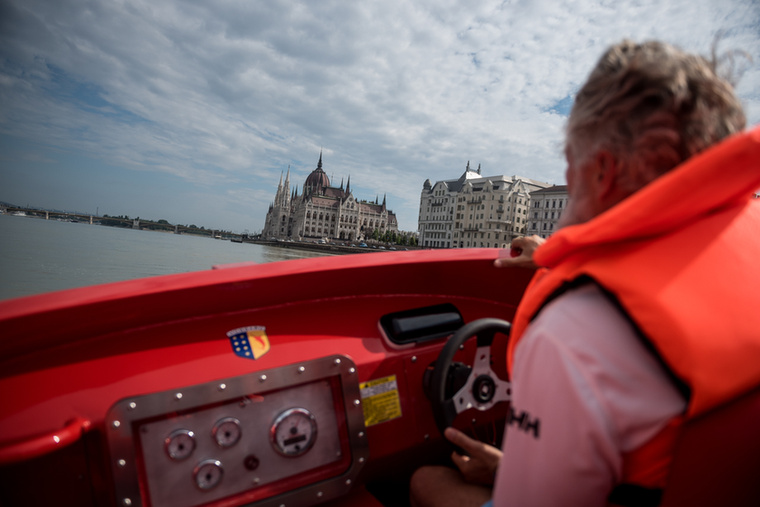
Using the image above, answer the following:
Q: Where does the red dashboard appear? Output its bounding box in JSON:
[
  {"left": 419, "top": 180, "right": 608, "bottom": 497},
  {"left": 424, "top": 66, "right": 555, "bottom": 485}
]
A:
[{"left": 0, "top": 249, "right": 532, "bottom": 506}]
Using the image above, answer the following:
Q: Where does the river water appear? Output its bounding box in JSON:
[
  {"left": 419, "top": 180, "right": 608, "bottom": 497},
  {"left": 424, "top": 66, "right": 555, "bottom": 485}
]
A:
[{"left": 0, "top": 214, "right": 331, "bottom": 301}]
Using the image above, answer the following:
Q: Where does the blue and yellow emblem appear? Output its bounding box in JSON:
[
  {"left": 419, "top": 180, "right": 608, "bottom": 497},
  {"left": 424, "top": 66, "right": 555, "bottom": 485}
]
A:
[{"left": 226, "top": 326, "right": 270, "bottom": 360}]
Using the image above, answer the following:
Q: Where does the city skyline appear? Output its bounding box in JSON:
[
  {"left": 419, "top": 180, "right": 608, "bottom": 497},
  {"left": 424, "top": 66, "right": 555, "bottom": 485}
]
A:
[{"left": 1, "top": 0, "right": 758, "bottom": 233}]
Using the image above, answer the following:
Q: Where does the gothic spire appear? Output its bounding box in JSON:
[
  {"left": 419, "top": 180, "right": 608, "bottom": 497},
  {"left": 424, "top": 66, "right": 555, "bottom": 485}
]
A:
[
  {"left": 284, "top": 165, "right": 291, "bottom": 204},
  {"left": 275, "top": 171, "right": 284, "bottom": 206}
]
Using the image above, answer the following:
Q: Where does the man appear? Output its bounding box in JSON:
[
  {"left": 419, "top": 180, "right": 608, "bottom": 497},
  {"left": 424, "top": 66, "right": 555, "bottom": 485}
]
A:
[{"left": 411, "top": 39, "right": 760, "bottom": 506}]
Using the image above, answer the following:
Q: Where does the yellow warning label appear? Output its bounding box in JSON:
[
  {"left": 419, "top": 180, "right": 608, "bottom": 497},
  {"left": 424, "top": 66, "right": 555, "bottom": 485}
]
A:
[{"left": 359, "top": 375, "right": 402, "bottom": 427}]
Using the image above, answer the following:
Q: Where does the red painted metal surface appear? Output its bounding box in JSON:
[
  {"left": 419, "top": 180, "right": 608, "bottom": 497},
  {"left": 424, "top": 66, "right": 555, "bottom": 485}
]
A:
[
  {"left": 0, "top": 416, "right": 91, "bottom": 465},
  {"left": 0, "top": 248, "right": 534, "bottom": 506},
  {"left": 0, "top": 247, "right": 757, "bottom": 505}
]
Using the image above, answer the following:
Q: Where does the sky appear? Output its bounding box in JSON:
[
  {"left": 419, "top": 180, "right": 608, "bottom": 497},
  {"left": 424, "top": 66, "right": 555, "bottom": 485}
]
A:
[{"left": 1, "top": 0, "right": 758, "bottom": 234}]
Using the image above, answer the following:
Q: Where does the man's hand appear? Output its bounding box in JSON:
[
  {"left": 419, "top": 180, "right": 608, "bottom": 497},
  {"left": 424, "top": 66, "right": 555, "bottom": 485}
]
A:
[
  {"left": 445, "top": 427, "right": 503, "bottom": 486},
  {"left": 494, "top": 235, "right": 545, "bottom": 269}
]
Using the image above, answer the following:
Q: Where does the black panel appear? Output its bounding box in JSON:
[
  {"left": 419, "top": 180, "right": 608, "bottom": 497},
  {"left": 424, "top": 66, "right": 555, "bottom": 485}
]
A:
[{"left": 380, "top": 304, "right": 463, "bottom": 345}]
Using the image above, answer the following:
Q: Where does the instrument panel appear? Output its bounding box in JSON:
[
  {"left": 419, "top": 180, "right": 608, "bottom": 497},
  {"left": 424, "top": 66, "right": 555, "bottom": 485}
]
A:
[{"left": 106, "top": 355, "right": 368, "bottom": 507}]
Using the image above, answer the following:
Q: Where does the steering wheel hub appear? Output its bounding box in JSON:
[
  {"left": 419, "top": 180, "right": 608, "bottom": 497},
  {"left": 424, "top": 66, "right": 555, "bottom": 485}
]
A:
[{"left": 472, "top": 375, "right": 496, "bottom": 404}]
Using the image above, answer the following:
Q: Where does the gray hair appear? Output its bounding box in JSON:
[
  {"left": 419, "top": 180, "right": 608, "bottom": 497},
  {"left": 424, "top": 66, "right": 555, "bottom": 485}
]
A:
[{"left": 566, "top": 40, "right": 746, "bottom": 194}]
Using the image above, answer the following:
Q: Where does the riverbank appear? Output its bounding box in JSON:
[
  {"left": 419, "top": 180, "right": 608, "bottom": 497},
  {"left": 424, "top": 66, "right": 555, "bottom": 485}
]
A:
[{"left": 245, "top": 238, "right": 419, "bottom": 255}]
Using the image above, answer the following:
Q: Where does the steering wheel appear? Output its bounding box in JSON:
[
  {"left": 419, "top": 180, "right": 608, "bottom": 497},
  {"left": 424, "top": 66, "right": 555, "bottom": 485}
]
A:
[{"left": 429, "top": 318, "right": 512, "bottom": 446}]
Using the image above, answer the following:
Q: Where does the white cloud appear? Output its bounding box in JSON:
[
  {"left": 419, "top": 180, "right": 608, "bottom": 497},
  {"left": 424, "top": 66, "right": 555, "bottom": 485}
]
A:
[{"left": 1, "top": 0, "right": 758, "bottom": 232}]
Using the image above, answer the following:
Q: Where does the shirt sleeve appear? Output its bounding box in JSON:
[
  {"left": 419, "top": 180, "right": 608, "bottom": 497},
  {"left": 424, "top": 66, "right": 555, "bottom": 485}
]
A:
[{"left": 491, "top": 284, "right": 685, "bottom": 507}]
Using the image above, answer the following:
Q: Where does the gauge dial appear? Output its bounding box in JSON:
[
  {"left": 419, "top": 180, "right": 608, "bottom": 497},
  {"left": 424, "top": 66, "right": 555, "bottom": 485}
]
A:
[
  {"left": 164, "top": 429, "right": 196, "bottom": 461},
  {"left": 212, "top": 417, "right": 242, "bottom": 448},
  {"left": 270, "top": 408, "right": 317, "bottom": 457},
  {"left": 193, "top": 459, "right": 223, "bottom": 490}
]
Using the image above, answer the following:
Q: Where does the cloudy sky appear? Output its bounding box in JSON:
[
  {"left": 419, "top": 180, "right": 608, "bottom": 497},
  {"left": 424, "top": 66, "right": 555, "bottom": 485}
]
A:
[{"left": 1, "top": 0, "right": 758, "bottom": 233}]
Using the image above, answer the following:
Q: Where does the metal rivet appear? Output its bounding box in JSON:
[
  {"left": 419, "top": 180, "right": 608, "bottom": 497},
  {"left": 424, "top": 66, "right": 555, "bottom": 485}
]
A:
[
  {"left": 123, "top": 499, "right": 132, "bottom": 506},
  {"left": 358, "top": 431, "right": 365, "bottom": 438},
  {"left": 359, "top": 457, "right": 365, "bottom": 463},
  {"left": 53, "top": 435, "right": 60, "bottom": 444},
  {"left": 411, "top": 356, "right": 417, "bottom": 363},
  {"left": 353, "top": 399, "right": 361, "bottom": 406},
  {"left": 317, "top": 491, "right": 323, "bottom": 498},
  {"left": 298, "top": 366, "right": 306, "bottom": 373},
  {"left": 118, "top": 459, "right": 126, "bottom": 467},
  {"left": 334, "top": 358, "right": 341, "bottom": 365},
  {"left": 253, "top": 477, "right": 260, "bottom": 484},
  {"left": 112, "top": 420, "right": 121, "bottom": 429},
  {"left": 349, "top": 367, "right": 356, "bottom": 374},
  {"left": 424, "top": 434, "right": 430, "bottom": 441},
  {"left": 175, "top": 392, "right": 183, "bottom": 400},
  {"left": 128, "top": 402, "right": 137, "bottom": 410},
  {"left": 346, "top": 479, "right": 352, "bottom": 486},
  {"left": 218, "top": 383, "right": 227, "bottom": 391},
  {"left": 260, "top": 374, "right": 267, "bottom": 382}
]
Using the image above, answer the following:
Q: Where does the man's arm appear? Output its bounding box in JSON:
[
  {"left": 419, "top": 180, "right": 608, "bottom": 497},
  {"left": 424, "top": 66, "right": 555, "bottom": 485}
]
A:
[{"left": 445, "top": 427, "right": 503, "bottom": 486}]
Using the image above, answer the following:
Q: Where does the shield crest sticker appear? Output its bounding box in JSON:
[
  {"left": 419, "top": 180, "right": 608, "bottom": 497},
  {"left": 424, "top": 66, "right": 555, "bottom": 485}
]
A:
[{"left": 227, "top": 326, "right": 270, "bottom": 360}]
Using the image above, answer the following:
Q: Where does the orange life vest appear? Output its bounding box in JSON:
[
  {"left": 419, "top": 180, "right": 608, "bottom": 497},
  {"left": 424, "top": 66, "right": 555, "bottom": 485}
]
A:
[{"left": 507, "top": 127, "right": 760, "bottom": 493}]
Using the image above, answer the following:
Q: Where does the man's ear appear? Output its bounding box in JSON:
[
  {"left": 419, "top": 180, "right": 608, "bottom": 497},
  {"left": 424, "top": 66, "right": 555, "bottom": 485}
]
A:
[{"left": 593, "top": 150, "right": 621, "bottom": 204}]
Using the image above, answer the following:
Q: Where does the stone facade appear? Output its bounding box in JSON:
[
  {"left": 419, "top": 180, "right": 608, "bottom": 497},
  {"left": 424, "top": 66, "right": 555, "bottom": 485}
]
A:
[
  {"left": 263, "top": 153, "right": 398, "bottom": 242},
  {"left": 528, "top": 185, "right": 569, "bottom": 239},
  {"left": 419, "top": 163, "right": 552, "bottom": 248}
]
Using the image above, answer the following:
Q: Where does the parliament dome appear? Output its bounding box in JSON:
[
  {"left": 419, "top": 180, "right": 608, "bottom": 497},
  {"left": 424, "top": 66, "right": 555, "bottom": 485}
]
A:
[{"left": 304, "top": 151, "right": 330, "bottom": 195}]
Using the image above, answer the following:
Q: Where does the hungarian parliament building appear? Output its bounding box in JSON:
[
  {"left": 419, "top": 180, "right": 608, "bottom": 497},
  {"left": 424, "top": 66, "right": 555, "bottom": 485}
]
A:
[{"left": 262, "top": 152, "right": 398, "bottom": 242}]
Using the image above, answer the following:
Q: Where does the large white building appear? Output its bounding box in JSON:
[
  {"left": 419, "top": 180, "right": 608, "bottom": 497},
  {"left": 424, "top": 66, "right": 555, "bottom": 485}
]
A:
[
  {"left": 262, "top": 152, "right": 398, "bottom": 242},
  {"left": 528, "top": 185, "right": 569, "bottom": 238},
  {"left": 419, "top": 163, "right": 554, "bottom": 248}
]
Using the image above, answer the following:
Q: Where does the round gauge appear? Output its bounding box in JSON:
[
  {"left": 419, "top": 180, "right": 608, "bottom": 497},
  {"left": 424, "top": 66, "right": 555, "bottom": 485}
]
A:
[
  {"left": 270, "top": 408, "right": 318, "bottom": 457},
  {"left": 212, "top": 417, "right": 242, "bottom": 448},
  {"left": 164, "top": 429, "right": 196, "bottom": 461},
  {"left": 193, "top": 459, "right": 224, "bottom": 490}
]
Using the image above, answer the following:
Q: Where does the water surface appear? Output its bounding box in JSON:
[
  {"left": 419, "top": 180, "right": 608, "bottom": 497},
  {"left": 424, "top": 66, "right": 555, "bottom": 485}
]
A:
[{"left": 0, "top": 214, "right": 330, "bottom": 300}]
